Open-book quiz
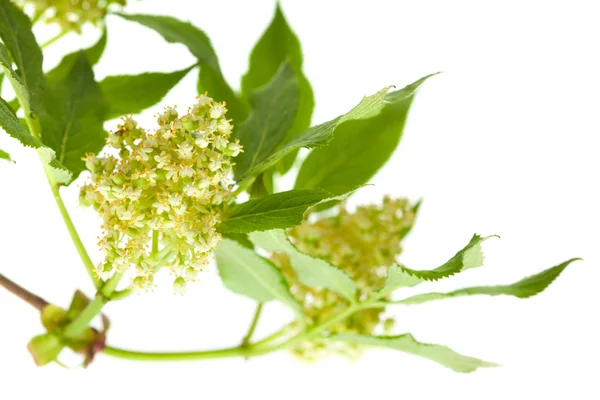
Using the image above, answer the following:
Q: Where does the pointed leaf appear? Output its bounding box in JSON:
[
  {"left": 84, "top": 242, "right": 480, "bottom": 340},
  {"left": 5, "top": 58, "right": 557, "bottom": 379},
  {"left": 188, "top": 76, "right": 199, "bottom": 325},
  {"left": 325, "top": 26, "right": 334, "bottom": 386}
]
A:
[
  {"left": 0, "top": 0, "right": 44, "bottom": 114},
  {"left": 379, "top": 234, "right": 495, "bottom": 296},
  {"left": 0, "top": 96, "right": 72, "bottom": 183},
  {"left": 0, "top": 148, "right": 11, "bottom": 162},
  {"left": 241, "top": 4, "right": 314, "bottom": 173},
  {"left": 100, "top": 66, "right": 193, "bottom": 120},
  {"left": 117, "top": 13, "right": 247, "bottom": 123},
  {"left": 394, "top": 258, "right": 580, "bottom": 305},
  {"left": 235, "top": 85, "right": 394, "bottom": 189},
  {"left": 249, "top": 230, "right": 357, "bottom": 302},
  {"left": 295, "top": 75, "right": 435, "bottom": 195},
  {"left": 215, "top": 239, "right": 303, "bottom": 318},
  {"left": 333, "top": 333, "right": 497, "bottom": 373},
  {"left": 234, "top": 63, "right": 299, "bottom": 180},
  {"left": 218, "top": 188, "right": 331, "bottom": 234},
  {"left": 46, "top": 28, "right": 107, "bottom": 83},
  {"left": 40, "top": 52, "right": 108, "bottom": 181}
]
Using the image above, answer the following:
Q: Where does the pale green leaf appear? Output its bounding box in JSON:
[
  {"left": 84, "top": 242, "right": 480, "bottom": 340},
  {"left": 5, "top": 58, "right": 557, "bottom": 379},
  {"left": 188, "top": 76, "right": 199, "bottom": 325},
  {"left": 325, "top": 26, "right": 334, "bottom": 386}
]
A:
[
  {"left": 241, "top": 4, "right": 314, "bottom": 174},
  {"left": 235, "top": 85, "right": 394, "bottom": 189},
  {"left": 40, "top": 52, "right": 107, "bottom": 181},
  {"left": 117, "top": 13, "right": 247, "bottom": 123},
  {"left": 219, "top": 188, "right": 331, "bottom": 234},
  {"left": 215, "top": 239, "right": 303, "bottom": 317},
  {"left": 295, "top": 75, "right": 435, "bottom": 195},
  {"left": 234, "top": 63, "right": 299, "bottom": 180},
  {"left": 0, "top": 0, "right": 44, "bottom": 114},
  {"left": 0, "top": 97, "right": 71, "bottom": 183},
  {"left": 100, "top": 66, "right": 193, "bottom": 120},
  {"left": 394, "top": 258, "right": 580, "bottom": 305},
  {"left": 333, "top": 333, "right": 497, "bottom": 373},
  {"left": 27, "top": 333, "right": 64, "bottom": 366},
  {"left": 249, "top": 230, "right": 357, "bottom": 302}
]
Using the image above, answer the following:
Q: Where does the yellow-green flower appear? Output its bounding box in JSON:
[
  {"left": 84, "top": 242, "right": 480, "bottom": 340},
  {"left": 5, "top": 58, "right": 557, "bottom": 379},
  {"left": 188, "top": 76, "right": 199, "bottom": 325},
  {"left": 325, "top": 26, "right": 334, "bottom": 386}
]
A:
[{"left": 80, "top": 95, "right": 241, "bottom": 293}]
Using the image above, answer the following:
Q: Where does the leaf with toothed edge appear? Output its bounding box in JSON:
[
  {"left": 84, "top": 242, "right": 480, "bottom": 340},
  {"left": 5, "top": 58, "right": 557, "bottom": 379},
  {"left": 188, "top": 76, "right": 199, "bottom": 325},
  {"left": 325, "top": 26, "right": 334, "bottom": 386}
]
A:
[
  {"left": 249, "top": 229, "right": 357, "bottom": 302},
  {"left": 332, "top": 333, "right": 498, "bottom": 373},
  {"left": 390, "top": 258, "right": 581, "bottom": 305}
]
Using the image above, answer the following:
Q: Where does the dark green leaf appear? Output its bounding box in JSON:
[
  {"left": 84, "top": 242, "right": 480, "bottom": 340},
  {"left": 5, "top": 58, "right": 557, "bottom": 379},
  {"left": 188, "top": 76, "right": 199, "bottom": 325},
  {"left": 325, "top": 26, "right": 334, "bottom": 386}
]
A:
[
  {"left": 295, "top": 75, "right": 435, "bottom": 195},
  {"left": 235, "top": 85, "right": 394, "bottom": 190},
  {"left": 249, "top": 230, "right": 357, "bottom": 302},
  {"left": 379, "top": 234, "right": 496, "bottom": 296},
  {"left": 394, "top": 258, "right": 580, "bottom": 305},
  {"left": 215, "top": 239, "right": 303, "bottom": 318},
  {"left": 241, "top": 4, "right": 314, "bottom": 174},
  {"left": 0, "top": 0, "right": 44, "bottom": 114},
  {"left": 117, "top": 13, "right": 247, "bottom": 123},
  {"left": 40, "top": 52, "right": 107, "bottom": 181},
  {"left": 100, "top": 66, "right": 193, "bottom": 120},
  {"left": 332, "top": 333, "right": 497, "bottom": 373},
  {"left": 234, "top": 63, "right": 299, "bottom": 181},
  {"left": 0, "top": 148, "right": 11, "bottom": 162},
  {"left": 46, "top": 28, "right": 107, "bottom": 83},
  {"left": 0, "top": 96, "right": 71, "bottom": 183},
  {"left": 218, "top": 188, "right": 331, "bottom": 234}
]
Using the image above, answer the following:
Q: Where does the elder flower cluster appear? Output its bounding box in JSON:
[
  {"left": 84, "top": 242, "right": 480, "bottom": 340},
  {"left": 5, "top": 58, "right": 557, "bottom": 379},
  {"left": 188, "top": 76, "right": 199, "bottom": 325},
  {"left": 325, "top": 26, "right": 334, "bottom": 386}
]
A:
[
  {"left": 18, "top": 0, "right": 126, "bottom": 33},
  {"left": 272, "top": 197, "right": 417, "bottom": 360},
  {"left": 80, "top": 95, "right": 241, "bottom": 293}
]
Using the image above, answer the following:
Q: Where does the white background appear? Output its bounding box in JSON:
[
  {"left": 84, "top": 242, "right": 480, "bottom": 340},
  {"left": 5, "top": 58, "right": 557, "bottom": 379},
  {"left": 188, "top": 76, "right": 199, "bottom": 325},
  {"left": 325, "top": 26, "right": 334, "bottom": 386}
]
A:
[{"left": 1, "top": 0, "right": 599, "bottom": 398}]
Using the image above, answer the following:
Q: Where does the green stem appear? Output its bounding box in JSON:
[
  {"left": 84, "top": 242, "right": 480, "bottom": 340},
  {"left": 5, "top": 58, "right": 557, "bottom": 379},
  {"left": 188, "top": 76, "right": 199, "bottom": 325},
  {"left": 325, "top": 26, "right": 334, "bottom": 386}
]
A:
[
  {"left": 152, "top": 230, "right": 159, "bottom": 254},
  {"left": 103, "top": 344, "right": 260, "bottom": 362},
  {"left": 40, "top": 31, "right": 67, "bottom": 49},
  {"left": 241, "top": 303, "right": 263, "bottom": 346}
]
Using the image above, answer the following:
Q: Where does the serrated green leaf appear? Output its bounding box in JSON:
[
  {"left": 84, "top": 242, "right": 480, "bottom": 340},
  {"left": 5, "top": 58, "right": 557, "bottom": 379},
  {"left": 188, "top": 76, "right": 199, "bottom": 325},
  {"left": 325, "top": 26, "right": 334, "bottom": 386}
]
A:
[
  {"left": 295, "top": 75, "right": 435, "bottom": 195},
  {"left": 27, "top": 333, "right": 64, "bottom": 366},
  {"left": 0, "top": 148, "right": 11, "bottom": 162},
  {"left": 40, "top": 52, "right": 107, "bottom": 181},
  {"left": 0, "top": 96, "right": 72, "bottom": 183},
  {"left": 218, "top": 188, "right": 331, "bottom": 234},
  {"left": 46, "top": 28, "right": 107, "bottom": 83},
  {"left": 332, "top": 333, "right": 497, "bottom": 373},
  {"left": 100, "top": 66, "right": 193, "bottom": 120},
  {"left": 235, "top": 85, "right": 394, "bottom": 189},
  {"left": 0, "top": 0, "right": 44, "bottom": 114},
  {"left": 394, "top": 258, "right": 580, "bottom": 305},
  {"left": 234, "top": 63, "right": 299, "bottom": 181},
  {"left": 117, "top": 13, "right": 247, "bottom": 123},
  {"left": 215, "top": 239, "right": 303, "bottom": 318},
  {"left": 379, "top": 234, "right": 495, "bottom": 296},
  {"left": 241, "top": 4, "right": 314, "bottom": 174},
  {"left": 249, "top": 230, "right": 357, "bottom": 302}
]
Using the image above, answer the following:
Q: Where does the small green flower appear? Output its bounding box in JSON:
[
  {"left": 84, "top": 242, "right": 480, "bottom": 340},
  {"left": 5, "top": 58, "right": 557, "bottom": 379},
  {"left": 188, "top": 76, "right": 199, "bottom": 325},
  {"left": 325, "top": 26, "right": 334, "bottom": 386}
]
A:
[{"left": 80, "top": 95, "right": 241, "bottom": 293}]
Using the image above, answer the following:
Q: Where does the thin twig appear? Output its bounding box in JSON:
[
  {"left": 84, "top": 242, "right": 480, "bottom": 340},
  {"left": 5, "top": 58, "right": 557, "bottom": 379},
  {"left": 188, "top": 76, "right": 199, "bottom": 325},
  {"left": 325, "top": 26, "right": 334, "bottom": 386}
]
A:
[{"left": 0, "top": 273, "right": 49, "bottom": 312}]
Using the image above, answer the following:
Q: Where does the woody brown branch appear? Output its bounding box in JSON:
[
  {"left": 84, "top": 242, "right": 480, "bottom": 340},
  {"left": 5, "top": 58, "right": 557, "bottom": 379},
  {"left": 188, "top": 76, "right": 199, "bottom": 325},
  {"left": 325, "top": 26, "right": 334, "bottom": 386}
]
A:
[{"left": 0, "top": 273, "right": 49, "bottom": 312}]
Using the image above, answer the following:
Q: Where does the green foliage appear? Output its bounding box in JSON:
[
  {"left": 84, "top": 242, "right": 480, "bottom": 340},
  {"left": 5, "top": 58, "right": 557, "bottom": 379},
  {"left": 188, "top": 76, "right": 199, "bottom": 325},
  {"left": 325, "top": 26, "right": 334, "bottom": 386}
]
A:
[
  {"left": 100, "top": 66, "right": 194, "bottom": 120},
  {"left": 117, "top": 13, "right": 247, "bottom": 124},
  {"left": 332, "top": 333, "right": 497, "bottom": 373},
  {"left": 234, "top": 63, "right": 299, "bottom": 181},
  {"left": 40, "top": 52, "right": 107, "bottom": 180},
  {"left": 0, "top": 148, "right": 11, "bottom": 162},
  {"left": 395, "top": 258, "right": 580, "bottom": 305},
  {"left": 27, "top": 334, "right": 64, "bottom": 366},
  {"left": 218, "top": 189, "right": 332, "bottom": 234},
  {"left": 215, "top": 239, "right": 303, "bottom": 318},
  {"left": 0, "top": 96, "right": 71, "bottom": 183},
  {"left": 249, "top": 230, "right": 357, "bottom": 302},
  {"left": 235, "top": 85, "right": 395, "bottom": 189},
  {"left": 241, "top": 4, "right": 314, "bottom": 174},
  {"left": 0, "top": 0, "right": 44, "bottom": 114},
  {"left": 295, "top": 75, "right": 436, "bottom": 195}
]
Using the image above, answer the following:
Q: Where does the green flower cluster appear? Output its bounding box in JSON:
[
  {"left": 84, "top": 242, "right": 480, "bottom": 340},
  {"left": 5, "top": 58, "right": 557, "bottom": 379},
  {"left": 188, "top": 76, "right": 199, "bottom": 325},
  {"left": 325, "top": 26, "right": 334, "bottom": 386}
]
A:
[
  {"left": 18, "top": 0, "right": 126, "bottom": 33},
  {"left": 272, "top": 197, "right": 417, "bottom": 360},
  {"left": 80, "top": 95, "right": 241, "bottom": 293}
]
